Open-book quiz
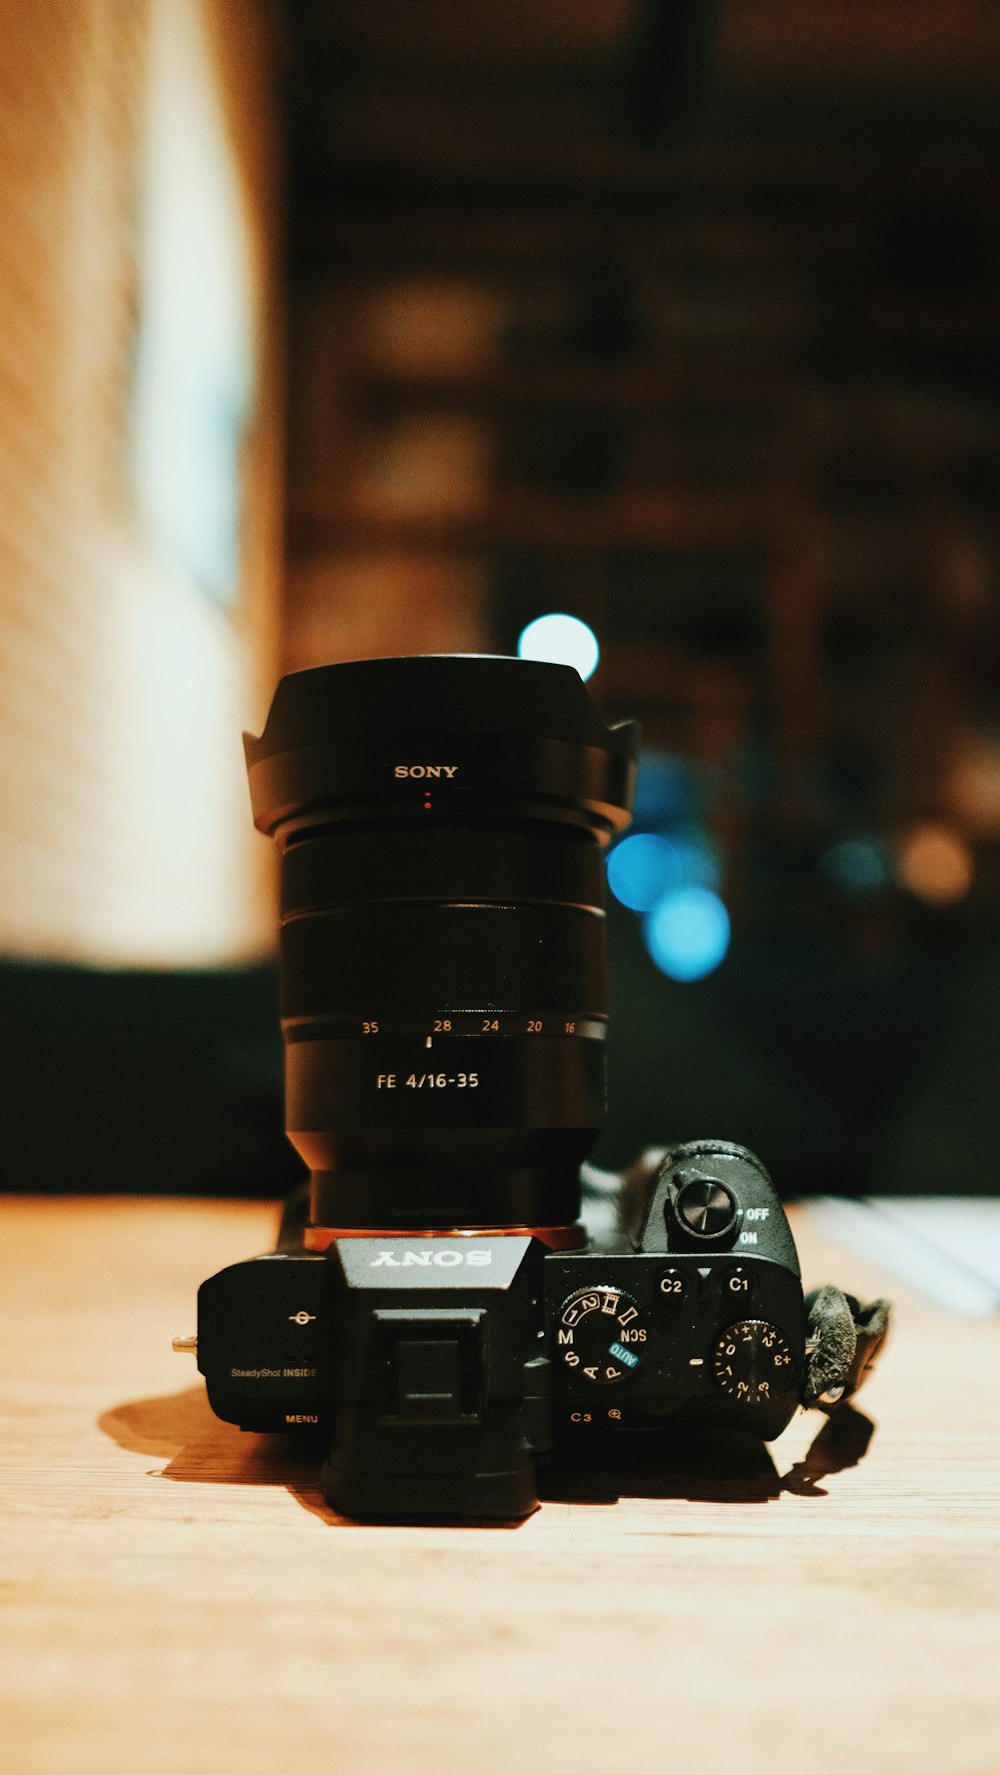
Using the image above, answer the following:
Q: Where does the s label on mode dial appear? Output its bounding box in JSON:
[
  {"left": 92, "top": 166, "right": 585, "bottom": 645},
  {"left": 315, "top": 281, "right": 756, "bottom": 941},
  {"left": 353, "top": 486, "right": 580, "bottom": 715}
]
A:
[{"left": 557, "top": 1286, "right": 647, "bottom": 1385}]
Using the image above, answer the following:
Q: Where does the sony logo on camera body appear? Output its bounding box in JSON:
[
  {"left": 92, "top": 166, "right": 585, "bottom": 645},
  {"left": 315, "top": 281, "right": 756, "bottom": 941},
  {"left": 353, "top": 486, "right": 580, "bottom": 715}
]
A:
[
  {"left": 393, "top": 764, "right": 459, "bottom": 779},
  {"left": 369, "top": 1249, "right": 492, "bottom": 1268}
]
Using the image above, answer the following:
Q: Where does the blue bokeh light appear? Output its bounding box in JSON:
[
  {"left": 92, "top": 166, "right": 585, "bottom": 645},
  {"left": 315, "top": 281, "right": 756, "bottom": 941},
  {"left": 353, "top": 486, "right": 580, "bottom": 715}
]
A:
[
  {"left": 517, "top": 612, "right": 600, "bottom": 681},
  {"left": 607, "top": 833, "right": 682, "bottom": 911},
  {"left": 644, "top": 887, "right": 731, "bottom": 982},
  {"left": 632, "top": 751, "right": 698, "bottom": 824},
  {"left": 820, "top": 838, "right": 889, "bottom": 896}
]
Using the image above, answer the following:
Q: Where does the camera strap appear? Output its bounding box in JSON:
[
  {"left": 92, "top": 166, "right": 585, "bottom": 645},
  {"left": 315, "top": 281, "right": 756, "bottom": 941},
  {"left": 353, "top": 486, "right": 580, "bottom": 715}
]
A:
[{"left": 802, "top": 1285, "right": 891, "bottom": 1410}]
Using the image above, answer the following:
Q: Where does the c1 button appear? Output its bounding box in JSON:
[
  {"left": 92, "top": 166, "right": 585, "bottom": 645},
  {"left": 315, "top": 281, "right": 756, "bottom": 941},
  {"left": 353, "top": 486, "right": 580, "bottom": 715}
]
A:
[{"left": 721, "top": 1265, "right": 754, "bottom": 1301}]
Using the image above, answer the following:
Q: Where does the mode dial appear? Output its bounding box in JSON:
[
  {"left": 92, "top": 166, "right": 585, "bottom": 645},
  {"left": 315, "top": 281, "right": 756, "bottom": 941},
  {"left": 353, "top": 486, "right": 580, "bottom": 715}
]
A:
[
  {"left": 557, "top": 1286, "right": 646, "bottom": 1385},
  {"left": 712, "top": 1319, "right": 794, "bottom": 1407}
]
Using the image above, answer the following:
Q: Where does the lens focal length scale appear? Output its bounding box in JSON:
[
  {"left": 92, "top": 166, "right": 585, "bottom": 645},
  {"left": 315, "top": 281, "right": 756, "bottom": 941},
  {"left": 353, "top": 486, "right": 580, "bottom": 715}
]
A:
[{"left": 282, "top": 1013, "right": 608, "bottom": 1041}]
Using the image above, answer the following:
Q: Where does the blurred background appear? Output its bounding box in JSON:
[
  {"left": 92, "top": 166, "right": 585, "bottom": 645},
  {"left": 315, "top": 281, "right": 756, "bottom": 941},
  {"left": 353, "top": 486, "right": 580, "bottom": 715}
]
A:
[{"left": 2, "top": 0, "right": 999, "bottom": 1201}]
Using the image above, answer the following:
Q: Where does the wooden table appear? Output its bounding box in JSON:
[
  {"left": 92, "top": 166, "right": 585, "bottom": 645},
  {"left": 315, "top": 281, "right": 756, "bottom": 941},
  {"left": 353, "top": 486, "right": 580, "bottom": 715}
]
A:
[{"left": 1, "top": 1197, "right": 998, "bottom": 1775}]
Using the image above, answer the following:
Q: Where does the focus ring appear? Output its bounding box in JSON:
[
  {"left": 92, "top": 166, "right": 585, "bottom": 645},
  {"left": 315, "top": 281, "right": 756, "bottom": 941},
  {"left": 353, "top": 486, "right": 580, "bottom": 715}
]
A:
[{"left": 281, "top": 825, "right": 604, "bottom": 917}]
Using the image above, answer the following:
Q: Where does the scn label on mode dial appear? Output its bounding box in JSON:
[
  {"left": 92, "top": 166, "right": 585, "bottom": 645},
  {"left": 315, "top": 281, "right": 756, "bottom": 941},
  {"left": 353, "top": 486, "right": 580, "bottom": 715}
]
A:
[{"left": 557, "top": 1286, "right": 647, "bottom": 1385}]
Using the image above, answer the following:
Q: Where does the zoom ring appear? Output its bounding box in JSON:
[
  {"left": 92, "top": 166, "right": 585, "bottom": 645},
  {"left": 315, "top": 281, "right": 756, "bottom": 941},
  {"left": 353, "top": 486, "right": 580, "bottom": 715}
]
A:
[{"left": 280, "top": 903, "right": 608, "bottom": 1021}]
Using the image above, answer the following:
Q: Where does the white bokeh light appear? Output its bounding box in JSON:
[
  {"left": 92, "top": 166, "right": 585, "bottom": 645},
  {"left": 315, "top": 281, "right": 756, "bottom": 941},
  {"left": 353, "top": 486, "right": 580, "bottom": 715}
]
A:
[{"left": 517, "top": 613, "right": 600, "bottom": 681}]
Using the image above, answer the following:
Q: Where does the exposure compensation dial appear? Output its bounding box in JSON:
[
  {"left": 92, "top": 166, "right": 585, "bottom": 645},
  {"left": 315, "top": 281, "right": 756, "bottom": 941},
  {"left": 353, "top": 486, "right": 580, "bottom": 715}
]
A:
[
  {"left": 712, "top": 1319, "right": 794, "bottom": 1408},
  {"left": 557, "top": 1286, "right": 647, "bottom": 1385}
]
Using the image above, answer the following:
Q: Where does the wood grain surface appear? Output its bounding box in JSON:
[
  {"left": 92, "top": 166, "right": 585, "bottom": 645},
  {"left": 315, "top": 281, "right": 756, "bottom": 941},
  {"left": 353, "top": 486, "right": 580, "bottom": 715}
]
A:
[{"left": 1, "top": 1196, "right": 998, "bottom": 1775}]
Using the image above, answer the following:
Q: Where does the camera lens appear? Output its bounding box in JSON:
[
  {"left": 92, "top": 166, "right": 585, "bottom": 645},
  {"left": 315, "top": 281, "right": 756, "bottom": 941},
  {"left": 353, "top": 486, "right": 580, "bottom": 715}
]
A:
[{"left": 245, "top": 655, "right": 637, "bottom": 1231}]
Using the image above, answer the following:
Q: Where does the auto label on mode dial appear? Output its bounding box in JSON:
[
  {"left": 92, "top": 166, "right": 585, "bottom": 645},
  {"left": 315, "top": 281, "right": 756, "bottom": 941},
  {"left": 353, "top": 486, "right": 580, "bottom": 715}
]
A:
[{"left": 557, "top": 1286, "right": 647, "bottom": 1384}]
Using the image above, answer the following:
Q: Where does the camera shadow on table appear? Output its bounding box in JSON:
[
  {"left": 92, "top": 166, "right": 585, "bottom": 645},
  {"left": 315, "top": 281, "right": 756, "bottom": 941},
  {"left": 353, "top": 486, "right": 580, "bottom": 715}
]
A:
[
  {"left": 98, "top": 1385, "right": 876, "bottom": 1524},
  {"left": 99, "top": 1385, "right": 346, "bottom": 1523},
  {"left": 543, "top": 1405, "right": 875, "bottom": 1506}
]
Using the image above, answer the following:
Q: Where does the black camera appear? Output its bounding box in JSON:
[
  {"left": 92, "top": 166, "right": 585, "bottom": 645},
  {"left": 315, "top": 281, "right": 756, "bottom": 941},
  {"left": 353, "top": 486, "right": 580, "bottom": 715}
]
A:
[{"left": 185, "top": 655, "right": 888, "bottom": 1521}]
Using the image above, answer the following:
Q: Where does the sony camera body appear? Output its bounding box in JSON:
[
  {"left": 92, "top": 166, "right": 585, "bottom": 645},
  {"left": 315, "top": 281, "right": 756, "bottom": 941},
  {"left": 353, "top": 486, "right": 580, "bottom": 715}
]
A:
[{"left": 197, "top": 1140, "right": 804, "bottom": 1520}]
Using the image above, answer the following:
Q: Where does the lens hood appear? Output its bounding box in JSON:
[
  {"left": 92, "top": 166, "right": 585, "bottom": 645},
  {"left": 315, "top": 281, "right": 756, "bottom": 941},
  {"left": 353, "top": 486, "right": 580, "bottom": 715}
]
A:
[{"left": 244, "top": 655, "right": 637, "bottom": 843}]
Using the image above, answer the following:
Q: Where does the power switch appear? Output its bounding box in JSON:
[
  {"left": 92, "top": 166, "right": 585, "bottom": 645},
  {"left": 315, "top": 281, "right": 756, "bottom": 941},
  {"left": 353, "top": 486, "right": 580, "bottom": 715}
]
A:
[{"left": 375, "top": 1309, "right": 484, "bottom": 1426}]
